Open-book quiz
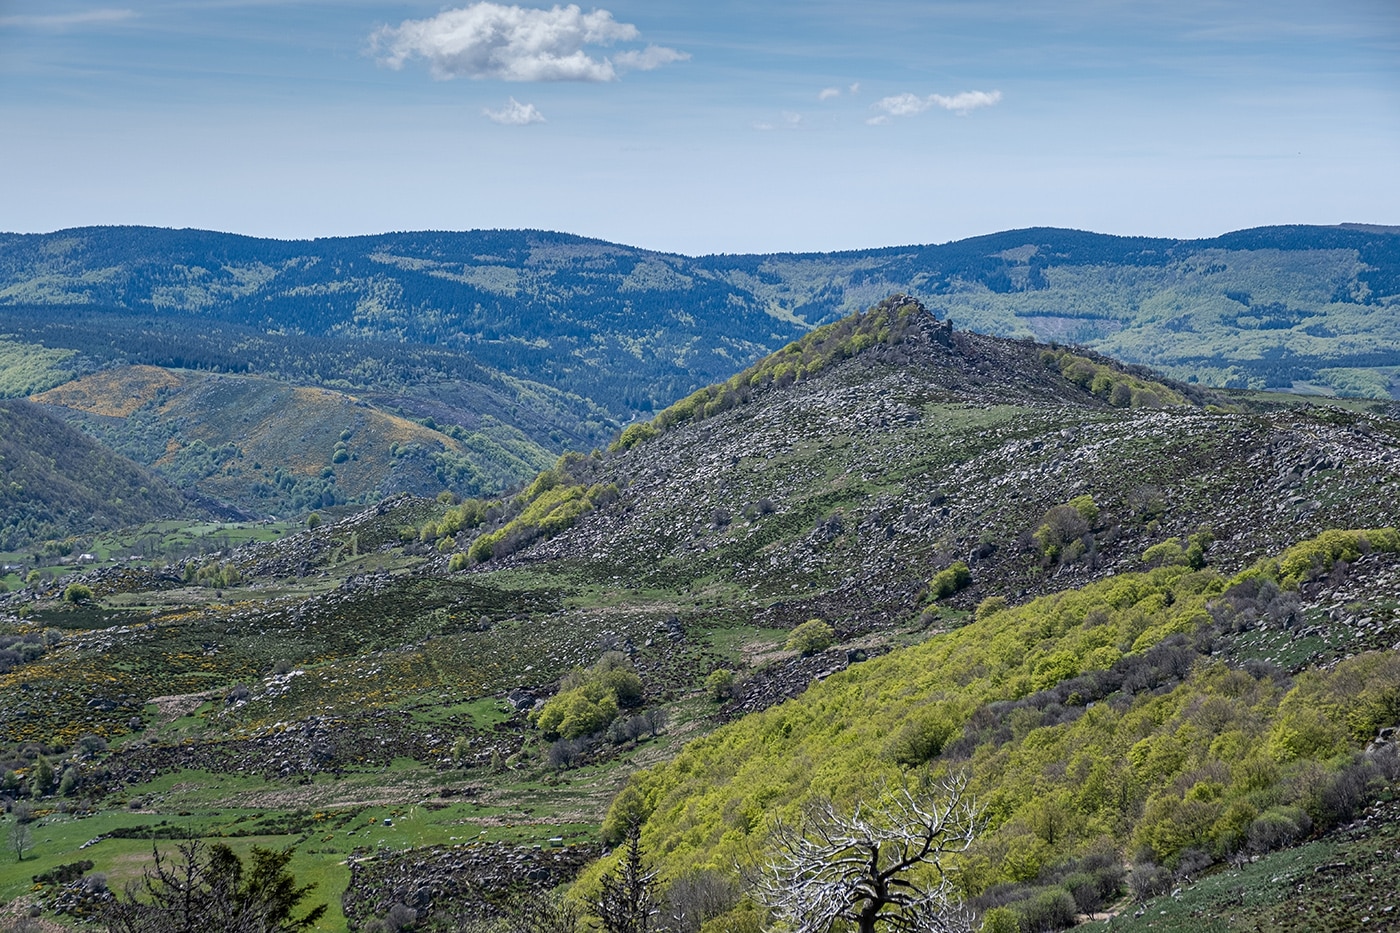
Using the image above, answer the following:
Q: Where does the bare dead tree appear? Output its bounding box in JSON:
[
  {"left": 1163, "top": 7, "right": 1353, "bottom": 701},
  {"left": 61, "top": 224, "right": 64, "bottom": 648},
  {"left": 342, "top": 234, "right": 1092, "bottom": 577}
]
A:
[{"left": 752, "top": 775, "right": 980, "bottom": 933}]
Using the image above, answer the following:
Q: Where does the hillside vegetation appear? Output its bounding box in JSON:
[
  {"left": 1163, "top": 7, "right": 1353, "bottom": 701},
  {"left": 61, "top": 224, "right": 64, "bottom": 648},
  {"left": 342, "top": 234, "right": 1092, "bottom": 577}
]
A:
[
  {"left": 0, "top": 298, "right": 1396, "bottom": 931},
  {"left": 0, "top": 400, "right": 191, "bottom": 551},
  {"left": 596, "top": 530, "right": 1400, "bottom": 926},
  {"left": 32, "top": 366, "right": 554, "bottom": 519}
]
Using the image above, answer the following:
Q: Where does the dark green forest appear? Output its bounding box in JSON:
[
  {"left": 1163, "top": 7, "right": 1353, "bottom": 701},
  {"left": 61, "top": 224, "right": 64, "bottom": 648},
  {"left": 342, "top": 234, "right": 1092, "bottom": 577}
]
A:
[{"left": 1, "top": 224, "right": 1397, "bottom": 408}]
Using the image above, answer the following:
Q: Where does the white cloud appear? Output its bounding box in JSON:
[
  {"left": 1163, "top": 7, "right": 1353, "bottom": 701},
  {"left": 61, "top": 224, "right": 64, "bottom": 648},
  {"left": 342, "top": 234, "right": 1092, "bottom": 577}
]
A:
[
  {"left": 0, "top": 8, "right": 135, "bottom": 28},
  {"left": 372, "top": 3, "right": 687, "bottom": 82},
  {"left": 818, "top": 86, "right": 841, "bottom": 101},
  {"left": 614, "top": 45, "right": 689, "bottom": 71},
  {"left": 849, "top": 82, "right": 861, "bottom": 95},
  {"left": 484, "top": 97, "right": 545, "bottom": 124},
  {"left": 929, "top": 90, "right": 1003, "bottom": 114},
  {"left": 868, "top": 89, "right": 1002, "bottom": 123}
]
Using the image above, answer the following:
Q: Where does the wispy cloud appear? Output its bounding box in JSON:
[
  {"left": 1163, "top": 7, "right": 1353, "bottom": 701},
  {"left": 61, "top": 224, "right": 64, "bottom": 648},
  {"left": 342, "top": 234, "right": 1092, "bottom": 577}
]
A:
[
  {"left": 0, "top": 8, "right": 136, "bottom": 29},
  {"left": 753, "top": 112, "right": 803, "bottom": 132},
  {"left": 484, "top": 97, "right": 545, "bottom": 124},
  {"left": 867, "top": 89, "right": 1002, "bottom": 124},
  {"left": 614, "top": 45, "right": 689, "bottom": 71},
  {"left": 818, "top": 82, "right": 860, "bottom": 101},
  {"left": 371, "top": 2, "right": 688, "bottom": 82}
]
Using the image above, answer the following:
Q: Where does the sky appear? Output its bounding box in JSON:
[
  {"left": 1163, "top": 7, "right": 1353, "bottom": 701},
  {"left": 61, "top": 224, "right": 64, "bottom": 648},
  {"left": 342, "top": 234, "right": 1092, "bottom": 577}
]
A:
[{"left": 1, "top": 0, "right": 1397, "bottom": 255}]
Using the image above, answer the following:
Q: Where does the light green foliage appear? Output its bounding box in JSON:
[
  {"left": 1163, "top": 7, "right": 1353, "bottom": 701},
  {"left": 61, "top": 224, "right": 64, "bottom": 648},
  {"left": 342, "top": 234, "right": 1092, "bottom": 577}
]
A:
[
  {"left": 305, "top": 512, "right": 322, "bottom": 530},
  {"left": 533, "top": 654, "right": 644, "bottom": 740},
  {"left": 785, "top": 619, "right": 835, "bottom": 656},
  {"left": 1275, "top": 527, "right": 1400, "bottom": 588},
  {"left": 184, "top": 559, "right": 241, "bottom": 589},
  {"left": 1068, "top": 495, "right": 1099, "bottom": 526},
  {"left": 975, "top": 596, "right": 1009, "bottom": 621},
  {"left": 594, "top": 530, "right": 1400, "bottom": 897},
  {"left": 1141, "top": 539, "right": 1189, "bottom": 568},
  {"left": 0, "top": 338, "right": 78, "bottom": 398},
  {"left": 1041, "top": 349, "right": 1187, "bottom": 408},
  {"left": 61, "top": 583, "right": 93, "bottom": 604},
  {"left": 438, "top": 453, "right": 619, "bottom": 564},
  {"left": 980, "top": 906, "right": 1020, "bottom": 933},
  {"left": 884, "top": 706, "right": 958, "bottom": 768},
  {"left": 928, "top": 561, "right": 972, "bottom": 600},
  {"left": 705, "top": 668, "right": 736, "bottom": 701},
  {"left": 610, "top": 420, "right": 659, "bottom": 452},
  {"left": 698, "top": 901, "right": 766, "bottom": 933}
]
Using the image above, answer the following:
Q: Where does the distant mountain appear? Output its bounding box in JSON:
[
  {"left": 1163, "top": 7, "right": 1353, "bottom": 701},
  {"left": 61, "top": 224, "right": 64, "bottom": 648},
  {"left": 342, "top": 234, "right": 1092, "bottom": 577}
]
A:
[
  {"left": 1, "top": 223, "right": 1397, "bottom": 409},
  {"left": 31, "top": 366, "right": 555, "bottom": 517},
  {"left": 0, "top": 223, "right": 1396, "bottom": 529},
  {"left": 0, "top": 399, "right": 193, "bottom": 551}
]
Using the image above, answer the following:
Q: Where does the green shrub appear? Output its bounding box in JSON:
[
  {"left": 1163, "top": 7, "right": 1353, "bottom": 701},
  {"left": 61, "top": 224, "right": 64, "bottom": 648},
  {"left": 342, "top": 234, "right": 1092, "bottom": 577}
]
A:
[
  {"left": 975, "top": 596, "right": 1009, "bottom": 620},
  {"left": 928, "top": 561, "right": 972, "bottom": 600},
  {"left": 885, "top": 709, "right": 956, "bottom": 768},
  {"left": 786, "top": 619, "right": 835, "bottom": 656},
  {"left": 979, "top": 907, "right": 1019, "bottom": 933},
  {"left": 1142, "top": 539, "right": 1189, "bottom": 568},
  {"left": 533, "top": 656, "right": 644, "bottom": 740},
  {"left": 62, "top": 583, "right": 93, "bottom": 604},
  {"left": 1068, "top": 494, "right": 1099, "bottom": 526},
  {"left": 705, "top": 669, "right": 736, "bottom": 701}
]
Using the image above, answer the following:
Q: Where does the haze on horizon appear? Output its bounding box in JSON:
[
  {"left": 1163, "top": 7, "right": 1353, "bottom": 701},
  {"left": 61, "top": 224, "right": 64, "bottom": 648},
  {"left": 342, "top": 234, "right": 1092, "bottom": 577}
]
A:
[{"left": 2, "top": 0, "right": 1397, "bottom": 256}]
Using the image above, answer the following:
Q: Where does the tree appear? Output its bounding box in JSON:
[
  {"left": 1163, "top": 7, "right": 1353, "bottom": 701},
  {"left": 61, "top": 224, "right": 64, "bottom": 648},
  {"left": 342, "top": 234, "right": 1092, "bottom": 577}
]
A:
[
  {"left": 753, "top": 776, "right": 980, "bottom": 933},
  {"left": 786, "top": 619, "right": 836, "bottom": 656},
  {"left": 7, "top": 802, "right": 34, "bottom": 862},
  {"left": 102, "top": 839, "right": 325, "bottom": 933},
  {"left": 597, "top": 822, "right": 660, "bottom": 933}
]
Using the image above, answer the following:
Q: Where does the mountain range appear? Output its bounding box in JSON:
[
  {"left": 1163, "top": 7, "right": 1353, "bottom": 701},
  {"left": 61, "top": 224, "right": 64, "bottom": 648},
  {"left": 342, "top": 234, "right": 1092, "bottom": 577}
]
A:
[
  {"left": 1, "top": 223, "right": 1397, "bottom": 552},
  {"left": 0, "top": 294, "right": 1396, "bottom": 931}
]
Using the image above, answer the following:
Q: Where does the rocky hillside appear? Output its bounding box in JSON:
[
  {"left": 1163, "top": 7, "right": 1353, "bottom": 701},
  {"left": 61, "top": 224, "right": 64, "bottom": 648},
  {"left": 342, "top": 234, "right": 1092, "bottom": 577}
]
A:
[
  {"left": 0, "top": 297, "right": 1396, "bottom": 930},
  {"left": 478, "top": 297, "right": 1399, "bottom": 631}
]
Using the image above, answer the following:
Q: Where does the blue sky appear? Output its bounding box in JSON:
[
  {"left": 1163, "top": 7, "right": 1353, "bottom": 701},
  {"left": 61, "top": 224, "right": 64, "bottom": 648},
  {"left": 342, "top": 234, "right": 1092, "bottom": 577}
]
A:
[{"left": 1, "top": 0, "right": 1397, "bottom": 254}]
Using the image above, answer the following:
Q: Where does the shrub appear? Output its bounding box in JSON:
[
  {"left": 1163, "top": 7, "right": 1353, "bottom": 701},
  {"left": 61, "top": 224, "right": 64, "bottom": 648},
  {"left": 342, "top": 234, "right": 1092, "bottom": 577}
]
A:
[
  {"left": 1033, "top": 507, "right": 1090, "bottom": 562},
  {"left": 786, "top": 619, "right": 835, "bottom": 656},
  {"left": 705, "top": 669, "right": 736, "bottom": 701},
  {"left": 1127, "top": 862, "right": 1173, "bottom": 902},
  {"left": 533, "top": 656, "right": 644, "bottom": 740},
  {"left": 62, "top": 583, "right": 93, "bottom": 605},
  {"left": 929, "top": 562, "right": 972, "bottom": 600},
  {"left": 979, "top": 907, "right": 1019, "bottom": 933},
  {"left": 1015, "top": 888, "right": 1078, "bottom": 931},
  {"left": 1246, "top": 806, "right": 1311, "bottom": 855},
  {"left": 975, "top": 596, "right": 1009, "bottom": 620},
  {"left": 1142, "top": 539, "right": 1189, "bottom": 568}
]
